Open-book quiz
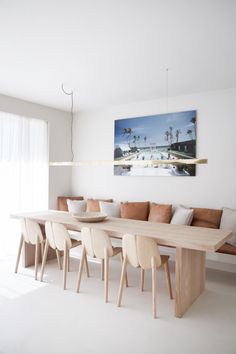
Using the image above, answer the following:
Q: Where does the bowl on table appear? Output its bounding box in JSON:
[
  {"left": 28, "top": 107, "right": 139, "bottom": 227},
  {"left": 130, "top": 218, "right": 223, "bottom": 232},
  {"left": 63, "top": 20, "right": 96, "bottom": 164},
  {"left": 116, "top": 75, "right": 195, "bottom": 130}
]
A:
[{"left": 73, "top": 212, "right": 108, "bottom": 222}]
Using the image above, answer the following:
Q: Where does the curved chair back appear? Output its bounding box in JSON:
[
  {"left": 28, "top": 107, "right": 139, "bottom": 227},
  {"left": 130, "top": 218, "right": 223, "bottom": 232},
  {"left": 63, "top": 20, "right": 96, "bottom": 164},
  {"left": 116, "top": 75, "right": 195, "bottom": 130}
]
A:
[
  {"left": 20, "top": 218, "right": 29, "bottom": 243},
  {"left": 122, "top": 234, "right": 139, "bottom": 267},
  {"left": 136, "top": 236, "right": 161, "bottom": 269},
  {"left": 122, "top": 234, "right": 162, "bottom": 269},
  {"left": 45, "top": 221, "right": 72, "bottom": 251},
  {"left": 92, "top": 229, "right": 113, "bottom": 259},
  {"left": 81, "top": 227, "right": 113, "bottom": 258},
  {"left": 20, "top": 218, "right": 43, "bottom": 245},
  {"left": 45, "top": 221, "right": 56, "bottom": 249},
  {"left": 81, "top": 227, "right": 94, "bottom": 257}
]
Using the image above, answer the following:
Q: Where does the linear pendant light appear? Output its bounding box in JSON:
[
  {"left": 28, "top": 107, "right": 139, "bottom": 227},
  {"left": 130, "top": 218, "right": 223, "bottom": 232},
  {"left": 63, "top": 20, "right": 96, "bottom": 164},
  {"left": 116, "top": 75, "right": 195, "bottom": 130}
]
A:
[
  {"left": 49, "top": 158, "right": 208, "bottom": 167},
  {"left": 50, "top": 78, "right": 208, "bottom": 167}
]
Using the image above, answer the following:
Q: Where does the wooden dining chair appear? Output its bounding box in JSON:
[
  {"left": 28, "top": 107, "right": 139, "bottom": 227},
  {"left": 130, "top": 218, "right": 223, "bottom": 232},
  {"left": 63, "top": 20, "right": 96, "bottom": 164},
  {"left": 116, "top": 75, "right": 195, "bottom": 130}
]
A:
[
  {"left": 15, "top": 218, "right": 45, "bottom": 280},
  {"left": 117, "top": 234, "right": 173, "bottom": 318},
  {"left": 76, "top": 227, "right": 128, "bottom": 302},
  {"left": 40, "top": 221, "right": 89, "bottom": 290}
]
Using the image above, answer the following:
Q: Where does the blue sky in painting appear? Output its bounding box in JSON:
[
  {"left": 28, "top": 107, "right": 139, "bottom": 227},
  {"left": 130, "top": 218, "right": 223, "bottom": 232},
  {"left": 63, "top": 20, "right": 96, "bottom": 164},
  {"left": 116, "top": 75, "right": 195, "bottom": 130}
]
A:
[{"left": 114, "top": 110, "right": 196, "bottom": 148}]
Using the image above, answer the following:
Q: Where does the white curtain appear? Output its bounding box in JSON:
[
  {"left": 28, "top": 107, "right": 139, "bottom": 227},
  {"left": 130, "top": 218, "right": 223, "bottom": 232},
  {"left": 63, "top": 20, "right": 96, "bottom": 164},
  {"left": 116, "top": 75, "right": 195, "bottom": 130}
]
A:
[{"left": 0, "top": 111, "right": 48, "bottom": 257}]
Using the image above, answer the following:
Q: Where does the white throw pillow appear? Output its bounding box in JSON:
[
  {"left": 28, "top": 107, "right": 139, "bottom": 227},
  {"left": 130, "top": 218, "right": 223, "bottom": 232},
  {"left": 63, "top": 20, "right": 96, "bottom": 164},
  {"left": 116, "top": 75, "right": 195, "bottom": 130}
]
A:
[
  {"left": 171, "top": 206, "right": 194, "bottom": 225},
  {"left": 220, "top": 207, "right": 236, "bottom": 246},
  {"left": 67, "top": 199, "right": 86, "bottom": 214},
  {"left": 99, "top": 201, "right": 121, "bottom": 217},
  {"left": 172, "top": 204, "right": 191, "bottom": 216}
]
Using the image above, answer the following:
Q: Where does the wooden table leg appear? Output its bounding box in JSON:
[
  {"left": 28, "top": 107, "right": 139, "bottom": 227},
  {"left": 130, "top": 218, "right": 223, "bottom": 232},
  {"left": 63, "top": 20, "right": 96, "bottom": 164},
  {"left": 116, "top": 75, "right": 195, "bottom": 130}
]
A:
[
  {"left": 175, "top": 247, "right": 206, "bottom": 318},
  {"left": 22, "top": 242, "right": 36, "bottom": 267}
]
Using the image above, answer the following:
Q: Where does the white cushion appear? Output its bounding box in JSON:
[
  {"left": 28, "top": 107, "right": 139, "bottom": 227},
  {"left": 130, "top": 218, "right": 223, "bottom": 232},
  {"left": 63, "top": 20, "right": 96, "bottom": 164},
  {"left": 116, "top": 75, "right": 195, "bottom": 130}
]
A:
[
  {"left": 172, "top": 204, "right": 190, "bottom": 216},
  {"left": 171, "top": 206, "right": 194, "bottom": 225},
  {"left": 67, "top": 199, "right": 86, "bottom": 214},
  {"left": 99, "top": 201, "right": 121, "bottom": 217},
  {"left": 220, "top": 207, "right": 236, "bottom": 246}
]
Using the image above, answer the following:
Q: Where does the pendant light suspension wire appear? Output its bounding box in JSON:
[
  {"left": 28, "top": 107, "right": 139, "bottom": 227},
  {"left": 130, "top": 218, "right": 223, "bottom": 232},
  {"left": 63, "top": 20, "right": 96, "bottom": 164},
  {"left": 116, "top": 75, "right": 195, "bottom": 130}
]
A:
[
  {"left": 166, "top": 68, "right": 169, "bottom": 113},
  {"left": 61, "top": 83, "right": 74, "bottom": 161}
]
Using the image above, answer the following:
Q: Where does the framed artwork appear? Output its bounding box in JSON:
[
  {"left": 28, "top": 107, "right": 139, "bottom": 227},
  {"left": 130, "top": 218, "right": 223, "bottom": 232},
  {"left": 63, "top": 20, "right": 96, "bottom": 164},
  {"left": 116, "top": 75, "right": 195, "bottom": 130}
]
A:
[{"left": 114, "top": 110, "right": 196, "bottom": 176}]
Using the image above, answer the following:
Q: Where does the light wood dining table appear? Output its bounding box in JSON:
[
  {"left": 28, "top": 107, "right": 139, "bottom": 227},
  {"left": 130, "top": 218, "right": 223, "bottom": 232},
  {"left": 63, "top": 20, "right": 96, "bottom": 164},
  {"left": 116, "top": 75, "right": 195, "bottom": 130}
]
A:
[{"left": 11, "top": 210, "right": 232, "bottom": 318}]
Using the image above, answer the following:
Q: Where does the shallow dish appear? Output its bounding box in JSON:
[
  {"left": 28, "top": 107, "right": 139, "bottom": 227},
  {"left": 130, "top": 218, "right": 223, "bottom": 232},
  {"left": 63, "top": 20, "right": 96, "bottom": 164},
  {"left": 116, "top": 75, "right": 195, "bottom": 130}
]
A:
[{"left": 73, "top": 212, "right": 108, "bottom": 222}]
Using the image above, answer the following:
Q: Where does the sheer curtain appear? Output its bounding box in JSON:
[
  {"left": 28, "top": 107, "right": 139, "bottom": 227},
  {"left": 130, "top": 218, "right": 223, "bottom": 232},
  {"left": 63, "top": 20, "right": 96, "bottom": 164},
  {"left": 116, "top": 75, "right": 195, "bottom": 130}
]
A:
[{"left": 0, "top": 111, "right": 48, "bottom": 257}]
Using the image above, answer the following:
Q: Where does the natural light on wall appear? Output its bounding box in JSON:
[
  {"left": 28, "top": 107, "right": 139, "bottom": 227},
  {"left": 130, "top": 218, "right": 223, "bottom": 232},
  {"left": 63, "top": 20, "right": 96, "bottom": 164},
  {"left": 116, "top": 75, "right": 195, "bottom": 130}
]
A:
[{"left": 0, "top": 112, "right": 48, "bottom": 258}]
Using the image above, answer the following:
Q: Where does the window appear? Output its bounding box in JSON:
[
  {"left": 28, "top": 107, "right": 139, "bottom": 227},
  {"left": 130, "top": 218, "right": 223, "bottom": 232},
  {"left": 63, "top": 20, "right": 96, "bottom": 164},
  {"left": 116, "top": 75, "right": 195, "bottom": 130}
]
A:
[{"left": 0, "top": 111, "right": 48, "bottom": 257}]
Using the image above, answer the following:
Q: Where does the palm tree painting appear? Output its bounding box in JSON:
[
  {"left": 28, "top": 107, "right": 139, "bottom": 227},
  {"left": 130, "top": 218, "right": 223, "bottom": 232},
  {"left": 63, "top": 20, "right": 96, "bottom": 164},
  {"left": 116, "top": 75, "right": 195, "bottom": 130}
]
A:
[{"left": 114, "top": 110, "right": 197, "bottom": 176}]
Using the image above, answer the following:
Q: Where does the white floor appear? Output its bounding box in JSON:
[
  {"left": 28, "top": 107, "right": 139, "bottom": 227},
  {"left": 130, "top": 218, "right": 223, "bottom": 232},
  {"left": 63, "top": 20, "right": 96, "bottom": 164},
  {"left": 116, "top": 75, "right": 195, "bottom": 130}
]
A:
[{"left": 0, "top": 251, "right": 236, "bottom": 354}]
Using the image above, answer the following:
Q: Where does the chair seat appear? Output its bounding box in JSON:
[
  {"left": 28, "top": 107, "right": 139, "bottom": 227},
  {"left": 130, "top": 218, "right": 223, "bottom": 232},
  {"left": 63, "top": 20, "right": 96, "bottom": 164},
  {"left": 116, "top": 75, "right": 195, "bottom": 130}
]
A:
[
  {"left": 112, "top": 246, "right": 122, "bottom": 256},
  {"left": 71, "top": 239, "right": 82, "bottom": 248},
  {"left": 161, "top": 255, "right": 170, "bottom": 264}
]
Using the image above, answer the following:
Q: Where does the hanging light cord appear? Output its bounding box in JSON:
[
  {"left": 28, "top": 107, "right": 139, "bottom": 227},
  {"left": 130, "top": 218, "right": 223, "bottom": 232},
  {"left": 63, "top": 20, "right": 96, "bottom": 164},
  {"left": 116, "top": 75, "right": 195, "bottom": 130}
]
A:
[
  {"left": 166, "top": 68, "right": 169, "bottom": 113},
  {"left": 61, "top": 83, "right": 74, "bottom": 161}
]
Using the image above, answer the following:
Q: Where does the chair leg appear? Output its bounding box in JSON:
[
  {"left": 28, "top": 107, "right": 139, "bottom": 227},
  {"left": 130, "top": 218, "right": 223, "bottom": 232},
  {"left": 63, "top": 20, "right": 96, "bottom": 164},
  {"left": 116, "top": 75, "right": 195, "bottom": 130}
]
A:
[
  {"left": 56, "top": 249, "right": 62, "bottom": 270},
  {"left": 63, "top": 241, "right": 68, "bottom": 290},
  {"left": 40, "top": 242, "right": 44, "bottom": 263},
  {"left": 76, "top": 245, "right": 86, "bottom": 293},
  {"left": 117, "top": 255, "right": 128, "bottom": 307},
  {"left": 84, "top": 254, "right": 89, "bottom": 277},
  {"left": 151, "top": 256, "right": 157, "bottom": 319},
  {"left": 164, "top": 260, "right": 173, "bottom": 299},
  {"left": 40, "top": 239, "right": 49, "bottom": 282},
  {"left": 119, "top": 252, "right": 128, "bottom": 287},
  {"left": 67, "top": 248, "right": 70, "bottom": 272},
  {"left": 140, "top": 268, "right": 145, "bottom": 292},
  {"left": 15, "top": 235, "right": 24, "bottom": 273},
  {"left": 104, "top": 248, "right": 109, "bottom": 303},
  {"left": 35, "top": 237, "right": 40, "bottom": 281},
  {"left": 101, "top": 259, "right": 104, "bottom": 281}
]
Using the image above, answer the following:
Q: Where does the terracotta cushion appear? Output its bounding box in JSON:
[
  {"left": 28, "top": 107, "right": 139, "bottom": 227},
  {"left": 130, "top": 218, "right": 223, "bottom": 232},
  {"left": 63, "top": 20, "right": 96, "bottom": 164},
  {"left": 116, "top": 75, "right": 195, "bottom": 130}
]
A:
[
  {"left": 217, "top": 243, "right": 236, "bottom": 256},
  {"left": 57, "top": 196, "right": 84, "bottom": 212},
  {"left": 120, "top": 201, "right": 150, "bottom": 221},
  {"left": 191, "top": 208, "right": 222, "bottom": 229},
  {"left": 86, "top": 198, "right": 113, "bottom": 212},
  {"left": 148, "top": 203, "right": 172, "bottom": 223}
]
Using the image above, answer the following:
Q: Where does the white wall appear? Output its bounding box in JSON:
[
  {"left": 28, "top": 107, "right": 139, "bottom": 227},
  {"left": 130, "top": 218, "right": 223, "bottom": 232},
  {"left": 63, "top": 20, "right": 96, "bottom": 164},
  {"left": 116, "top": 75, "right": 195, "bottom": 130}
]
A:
[
  {"left": 71, "top": 88, "right": 236, "bottom": 271},
  {"left": 72, "top": 88, "right": 236, "bottom": 210},
  {"left": 0, "top": 94, "right": 72, "bottom": 208}
]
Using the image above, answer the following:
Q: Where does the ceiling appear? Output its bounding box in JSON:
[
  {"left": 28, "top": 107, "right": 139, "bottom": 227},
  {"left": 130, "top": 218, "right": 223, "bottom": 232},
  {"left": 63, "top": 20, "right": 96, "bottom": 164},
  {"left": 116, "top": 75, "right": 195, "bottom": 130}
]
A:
[{"left": 0, "top": 0, "right": 236, "bottom": 112}]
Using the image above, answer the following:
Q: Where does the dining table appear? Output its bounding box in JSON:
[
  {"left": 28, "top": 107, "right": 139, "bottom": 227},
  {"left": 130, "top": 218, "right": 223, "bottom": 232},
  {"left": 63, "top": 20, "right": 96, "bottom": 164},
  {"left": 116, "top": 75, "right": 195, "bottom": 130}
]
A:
[{"left": 11, "top": 210, "right": 232, "bottom": 318}]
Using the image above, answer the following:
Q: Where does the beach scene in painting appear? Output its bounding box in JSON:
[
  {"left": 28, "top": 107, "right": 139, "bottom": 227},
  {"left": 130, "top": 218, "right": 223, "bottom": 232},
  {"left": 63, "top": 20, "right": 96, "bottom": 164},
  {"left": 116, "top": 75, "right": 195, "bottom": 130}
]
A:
[{"left": 114, "top": 110, "right": 196, "bottom": 176}]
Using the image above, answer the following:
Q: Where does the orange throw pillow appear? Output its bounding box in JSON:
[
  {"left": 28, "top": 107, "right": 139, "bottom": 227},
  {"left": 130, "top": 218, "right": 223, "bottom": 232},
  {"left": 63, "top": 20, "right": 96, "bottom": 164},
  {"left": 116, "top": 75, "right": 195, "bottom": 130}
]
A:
[
  {"left": 148, "top": 203, "right": 172, "bottom": 223},
  {"left": 120, "top": 202, "right": 150, "bottom": 221},
  {"left": 86, "top": 199, "right": 113, "bottom": 212},
  {"left": 191, "top": 208, "right": 222, "bottom": 228}
]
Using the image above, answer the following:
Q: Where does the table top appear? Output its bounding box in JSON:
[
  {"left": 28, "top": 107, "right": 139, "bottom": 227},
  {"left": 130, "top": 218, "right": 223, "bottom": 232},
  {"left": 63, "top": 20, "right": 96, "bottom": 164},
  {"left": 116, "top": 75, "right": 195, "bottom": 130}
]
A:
[{"left": 11, "top": 210, "right": 232, "bottom": 252}]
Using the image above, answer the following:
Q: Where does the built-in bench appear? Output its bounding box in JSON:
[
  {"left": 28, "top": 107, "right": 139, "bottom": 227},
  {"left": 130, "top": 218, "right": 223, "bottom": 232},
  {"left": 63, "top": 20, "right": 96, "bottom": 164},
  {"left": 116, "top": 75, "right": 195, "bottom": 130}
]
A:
[{"left": 57, "top": 196, "right": 236, "bottom": 256}]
